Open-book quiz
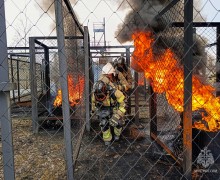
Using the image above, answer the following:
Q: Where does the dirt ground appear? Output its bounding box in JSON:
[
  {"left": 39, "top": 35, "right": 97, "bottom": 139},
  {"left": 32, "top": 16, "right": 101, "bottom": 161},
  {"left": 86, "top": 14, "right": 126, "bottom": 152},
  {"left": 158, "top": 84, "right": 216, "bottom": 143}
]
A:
[
  {"left": 74, "top": 120, "right": 184, "bottom": 180},
  {"left": 0, "top": 115, "right": 185, "bottom": 180},
  {"left": 1, "top": 91, "right": 219, "bottom": 179}
]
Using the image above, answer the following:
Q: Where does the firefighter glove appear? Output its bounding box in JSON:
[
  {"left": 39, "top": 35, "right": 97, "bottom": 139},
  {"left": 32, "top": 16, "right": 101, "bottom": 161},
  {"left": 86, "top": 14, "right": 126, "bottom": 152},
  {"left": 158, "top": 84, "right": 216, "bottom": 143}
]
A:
[{"left": 118, "top": 85, "right": 125, "bottom": 91}]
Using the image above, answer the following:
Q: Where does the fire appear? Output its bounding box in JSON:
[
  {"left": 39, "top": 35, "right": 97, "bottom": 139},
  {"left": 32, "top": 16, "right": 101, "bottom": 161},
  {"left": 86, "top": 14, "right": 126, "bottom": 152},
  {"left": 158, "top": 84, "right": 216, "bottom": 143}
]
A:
[
  {"left": 53, "top": 74, "right": 84, "bottom": 107},
  {"left": 138, "top": 75, "right": 145, "bottom": 86},
  {"left": 132, "top": 31, "right": 220, "bottom": 132}
]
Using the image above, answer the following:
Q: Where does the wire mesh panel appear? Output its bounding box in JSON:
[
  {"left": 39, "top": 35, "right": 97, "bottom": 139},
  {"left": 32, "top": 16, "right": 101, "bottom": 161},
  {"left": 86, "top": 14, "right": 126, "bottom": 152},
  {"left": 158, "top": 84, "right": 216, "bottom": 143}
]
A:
[
  {"left": 149, "top": 1, "right": 220, "bottom": 179},
  {"left": 1, "top": 0, "right": 220, "bottom": 179},
  {"left": 8, "top": 57, "right": 42, "bottom": 104}
]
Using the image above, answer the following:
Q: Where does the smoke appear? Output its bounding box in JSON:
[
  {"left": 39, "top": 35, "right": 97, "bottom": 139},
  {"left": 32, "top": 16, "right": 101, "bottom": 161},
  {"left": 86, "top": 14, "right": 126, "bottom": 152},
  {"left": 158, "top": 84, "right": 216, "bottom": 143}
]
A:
[
  {"left": 38, "top": 0, "right": 77, "bottom": 15},
  {"left": 115, "top": 0, "right": 171, "bottom": 44},
  {"left": 115, "top": 0, "right": 207, "bottom": 76},
  {"left": 115, "top": 0, "right": 206, "bottom": 43}
]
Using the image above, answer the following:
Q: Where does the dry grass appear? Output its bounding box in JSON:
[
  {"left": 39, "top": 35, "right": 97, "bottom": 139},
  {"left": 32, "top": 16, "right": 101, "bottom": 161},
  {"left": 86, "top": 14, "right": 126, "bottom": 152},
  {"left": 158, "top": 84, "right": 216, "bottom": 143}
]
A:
[{"left": 0, "top": 118, "right": 66, "bottom": 180}]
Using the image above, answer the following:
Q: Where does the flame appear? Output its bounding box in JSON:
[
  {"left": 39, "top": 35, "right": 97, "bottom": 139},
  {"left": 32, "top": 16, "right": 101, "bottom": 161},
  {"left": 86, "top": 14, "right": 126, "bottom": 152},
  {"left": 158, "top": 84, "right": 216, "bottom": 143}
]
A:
[
  {"left": 53, "top": 74, "right": 84, "bottom": 107},
  {"left": 132, "top": 31, "right": 220, "bottom": 132},
  {"left": 138, "top": 75, "right": 145, "bottom": 86}
]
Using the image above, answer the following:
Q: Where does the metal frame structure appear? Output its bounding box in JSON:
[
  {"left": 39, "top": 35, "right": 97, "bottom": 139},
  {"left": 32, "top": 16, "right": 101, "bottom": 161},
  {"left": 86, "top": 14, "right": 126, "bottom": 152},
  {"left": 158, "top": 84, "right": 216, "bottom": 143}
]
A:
[
  {"left": 7, "top": 53, "right": 43, "bottom": 103},
  {"left": 0, "top": 2, "right": 16, "bottom": 179},
  {"left": 150, "top": 22, "right": 220, "bottom": 158},
  {"left": 2, "top": 0, "right": 218, "bottom": 178},
  {"left": 29, "top": 37, "right": 58, "bottom": 133},
  {"left": 55, "top": 0, "right": 73, "bottom": 178},
  {"left": 29, "top": 36, "right": 85, "bottom": 131},
  {"left": 150, "top": 1, "right": 220, "bottom": 179}
]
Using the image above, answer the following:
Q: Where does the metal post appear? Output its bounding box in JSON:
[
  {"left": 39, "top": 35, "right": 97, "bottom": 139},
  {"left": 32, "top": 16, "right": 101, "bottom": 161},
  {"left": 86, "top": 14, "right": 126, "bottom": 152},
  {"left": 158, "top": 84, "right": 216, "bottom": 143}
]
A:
[
  {"left": 44, "top": 47, "right": 51, "bottom": 110},
  {"left": 0, "top": 2, "right": 15, "bottom": 179},
  {"left": 103, "top": 18, "right": 106, "bottom": 48},
  {"left": 126, "top": 48, "right": 131, "bottom": 115},
  {"left": 29, "top": 37, "right": 39, "bottom": 133},
  {"left": 183, "top": 0, "right": 193, "bottom": 179},
  {"left": 55, "top": 0, "right": 74, "bottom": 179},
  {"left": 149, "top": 83, "right": 157, "bottom": 137},
  {"left": 134, "top": 72, "right": 139, "bottom": 124},
  {"left": 84, "top": 26, "right": 90, "bottom": 131},
  {"left": 41, "top": 59, "right": 45, "bottom": 94},
  {"left": 144, "top": 77, "right": 147, "bottom": 100},
  {"left": 216, "top": 26, "right": 220, "bottom": 96},
  {"left": 17, "top": 60, "right": 20, "bottom": 102},
  {"left": 10, "top": 55, "right": 15, "bottom": 103}
]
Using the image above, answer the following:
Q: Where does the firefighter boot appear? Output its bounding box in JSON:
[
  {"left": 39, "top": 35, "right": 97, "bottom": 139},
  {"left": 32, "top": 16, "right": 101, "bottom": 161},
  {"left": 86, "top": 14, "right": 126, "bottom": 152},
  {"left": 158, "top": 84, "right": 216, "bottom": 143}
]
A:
[
  {"left": 102, "top": 128, "right": 112, "bottom": 146},
  {"left": 114, "top": 127, "right": 122, "bottom": 141}
]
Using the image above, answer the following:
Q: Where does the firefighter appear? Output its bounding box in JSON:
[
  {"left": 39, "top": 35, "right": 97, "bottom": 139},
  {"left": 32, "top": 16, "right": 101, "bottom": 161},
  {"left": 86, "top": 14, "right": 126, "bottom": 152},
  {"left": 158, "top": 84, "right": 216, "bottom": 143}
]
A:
[
  {"left": 112, "top": 56, "right": 133, "bottom": 115},
  {"left": 112, "top": 55, "right": 133, "bottom": 92},
  {"left": 92, "top": 63, "right": 126, "bottom": 146}
]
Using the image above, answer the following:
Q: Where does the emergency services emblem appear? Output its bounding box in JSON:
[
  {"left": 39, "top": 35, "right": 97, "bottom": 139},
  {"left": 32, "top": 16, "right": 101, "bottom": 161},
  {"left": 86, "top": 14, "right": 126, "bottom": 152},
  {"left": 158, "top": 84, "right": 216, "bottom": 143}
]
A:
[{"left": 197, "top": 146, "right": 214, "bottom": 168}]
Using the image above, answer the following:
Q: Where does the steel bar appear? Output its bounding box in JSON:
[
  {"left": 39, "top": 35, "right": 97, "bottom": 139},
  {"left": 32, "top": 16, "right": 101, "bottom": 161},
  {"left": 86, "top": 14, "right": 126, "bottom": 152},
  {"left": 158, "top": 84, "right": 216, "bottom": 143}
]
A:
[
  {"left": 10, "top": 55, "right": 15, "bottom": 103},
  {"left": 91, "top": 51, "right": 131, "bottom": 54},
  {"left": 91, "top": 55, "right": 131, "bottom": 58},
  {"left": 126, "top": 48, "right": 131, "bottom": 115},
  {"left": 134, "top": 72, "right": 139, "bottom": 124},
  {"left": 35, "top": 39, "right": 48, "bottom": 49},
  {"left": 183, "top": 0, "right": 193, "bottom": 178},
  {"left": 91, "top": 45, "right": 133, "bottom": 49},
  {"left": 151, "top": 133, "right": 181, "bottom": 165},
  {"left": 44, "top": 47, "right": 51, "bottom": 110},
  {"left": 55, "top": 0, "right": 74, "bottom": 179},
  {"left": 63, "top": 0, "right": 84, "bottom": 35},
  {"left": 84, "top": 26, "right": 90, "bottom": 131},
  {"left": 154, "top": 0, "right": 180, "bottom": 20},
  {"left": 149, "top": 84, "right": 157, "bottom": 137},
  {"left": 33, "top": 36, "right": 83, "bottom": 39},
  {"left": 16, "top": 60, "right": 20, "bottom": 102},
  {"left": 29, "top": 37, "right": 39, "bottom": 133},
  {"left": 0, "top": 2, "right": 15, "bottom": 179},
  {"left": 8, "top": 52, "right": 44, "bottom": 56},
  {"left": 172, "top": 22, "right": 220, "bottom": 27},
  {"left": 8, "top": 56, "right": 40, "bottom": 64},
  {"left": 216, "top": 26, "right": 220, "bottom": 96}
]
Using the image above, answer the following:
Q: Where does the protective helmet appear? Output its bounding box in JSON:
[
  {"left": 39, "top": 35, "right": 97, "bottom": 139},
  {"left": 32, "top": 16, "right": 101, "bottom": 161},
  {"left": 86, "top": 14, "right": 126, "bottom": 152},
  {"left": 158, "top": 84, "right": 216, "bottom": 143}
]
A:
[
  {"left": 112, "top": 56, "right": 125, "bottom": 67},
  {"left": 117, "top": 56, "right": 125, "bottom": 64},
  {"left": 102, "top": 62, "right": 116, "bottom": 75},
  {"left": 112, "top": 56, "right": 127, "bottom": 73},
  {"left": 93, "top": 80, "right": 107, "bottom": 101}
]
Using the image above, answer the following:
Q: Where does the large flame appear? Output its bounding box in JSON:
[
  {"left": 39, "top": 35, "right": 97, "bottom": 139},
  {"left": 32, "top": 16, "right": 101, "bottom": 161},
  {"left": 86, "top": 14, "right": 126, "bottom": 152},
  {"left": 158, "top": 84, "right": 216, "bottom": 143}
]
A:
[
  {"left": 53, "top": 74, "right": 84, "bottom": 107},
  {"left": 132, "top": 31, "right": 220, "bottom": 132}
]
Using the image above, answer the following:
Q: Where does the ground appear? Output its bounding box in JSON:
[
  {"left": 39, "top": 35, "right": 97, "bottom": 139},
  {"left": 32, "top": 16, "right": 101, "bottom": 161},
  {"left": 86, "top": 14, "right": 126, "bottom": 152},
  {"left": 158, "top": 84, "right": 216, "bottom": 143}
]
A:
[
  {"left": 1, "top": 90, "right": 219, "bottom": 179},
  {"left": 0, "top": 116, "right": 184, "bottom": 180}
]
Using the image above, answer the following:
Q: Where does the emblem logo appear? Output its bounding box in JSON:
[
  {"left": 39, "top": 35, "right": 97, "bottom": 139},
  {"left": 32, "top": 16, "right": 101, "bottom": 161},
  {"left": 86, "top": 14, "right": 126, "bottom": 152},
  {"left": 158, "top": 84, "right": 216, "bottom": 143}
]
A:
[{"left": 197, "top": 146, "right": 214, "bottom": 168}]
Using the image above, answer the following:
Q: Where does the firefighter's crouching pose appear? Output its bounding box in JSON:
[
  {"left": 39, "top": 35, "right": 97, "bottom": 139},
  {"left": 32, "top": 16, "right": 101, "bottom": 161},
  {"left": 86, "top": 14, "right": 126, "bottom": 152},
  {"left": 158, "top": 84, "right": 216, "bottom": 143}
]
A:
[{"left": 92, "top": 63, "right": 126, "bottom": 146}]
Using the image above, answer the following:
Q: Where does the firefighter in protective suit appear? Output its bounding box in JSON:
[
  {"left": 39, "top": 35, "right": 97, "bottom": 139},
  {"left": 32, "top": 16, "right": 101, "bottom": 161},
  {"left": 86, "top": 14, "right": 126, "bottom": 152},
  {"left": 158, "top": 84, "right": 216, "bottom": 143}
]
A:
[
  {"left": 92, "top": 63, "right": 126, "bottom": 146},
  {"left": 112, "top": 56, "right": 133, "bottom": 115},
  {"left": 112, "top": 55, "right": 133, "bottom": 92}
]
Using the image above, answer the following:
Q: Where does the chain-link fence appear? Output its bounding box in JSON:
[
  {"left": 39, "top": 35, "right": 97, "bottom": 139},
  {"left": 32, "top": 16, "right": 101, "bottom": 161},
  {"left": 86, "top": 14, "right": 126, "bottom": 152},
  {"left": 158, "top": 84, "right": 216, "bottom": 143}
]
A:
[
  {"left": 8, "top": 56, "right": 43, "bottom": 104},
  {"left": 1, "top": 0, "right": 220, "bottom": 179}
]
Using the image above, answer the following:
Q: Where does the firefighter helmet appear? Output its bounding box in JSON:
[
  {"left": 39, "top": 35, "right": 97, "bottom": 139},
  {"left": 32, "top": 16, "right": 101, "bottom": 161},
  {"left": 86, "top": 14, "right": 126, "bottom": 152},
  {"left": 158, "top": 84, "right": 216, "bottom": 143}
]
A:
[
  {"left": 117, "top": 56, "right": 125, "bottom": 64},
  {"left": 102, "top": 62, "right": 116, "bottom": 75},
  {"left": 113, "top": 56, "right": 127, "bottom": 72},
  {"left": 113, "top": 56, "right": 125, "bottom": 66},
  {"left": 93, "top": 80, "right": 108, "bottom": 101}
]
